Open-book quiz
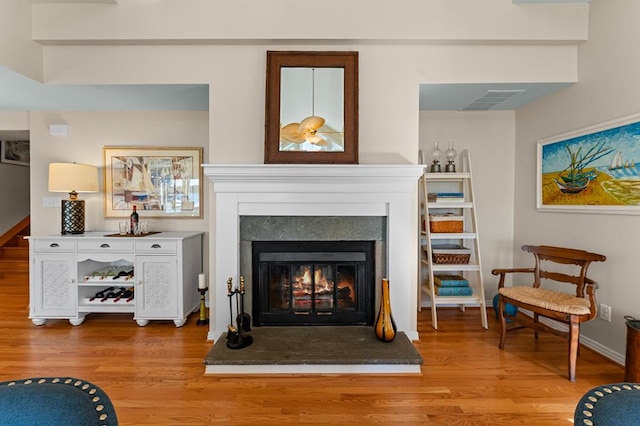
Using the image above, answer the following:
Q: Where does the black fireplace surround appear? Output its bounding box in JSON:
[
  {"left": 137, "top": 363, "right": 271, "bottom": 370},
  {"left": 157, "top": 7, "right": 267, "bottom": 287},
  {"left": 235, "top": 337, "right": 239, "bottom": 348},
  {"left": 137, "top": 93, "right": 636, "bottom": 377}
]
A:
[{"left": 252, "top": 241, "right": 375, "bottom": 327}]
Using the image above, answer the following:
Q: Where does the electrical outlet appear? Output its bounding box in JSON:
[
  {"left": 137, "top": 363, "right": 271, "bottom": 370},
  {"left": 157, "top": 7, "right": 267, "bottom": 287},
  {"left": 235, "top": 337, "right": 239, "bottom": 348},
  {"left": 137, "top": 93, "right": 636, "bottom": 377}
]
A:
[
  {"left": 599, "top": 303, "right": 612, "bottom": 322},
  {"left": 42, "top": 196, "right": 61, "bottom": 208}
]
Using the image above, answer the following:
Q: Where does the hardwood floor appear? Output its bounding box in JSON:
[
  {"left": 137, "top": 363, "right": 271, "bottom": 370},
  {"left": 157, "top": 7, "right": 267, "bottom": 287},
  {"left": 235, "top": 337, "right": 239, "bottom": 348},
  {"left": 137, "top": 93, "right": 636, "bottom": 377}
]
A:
[{"left": 0, "top": 275, "right": 624, "bottom": 425}]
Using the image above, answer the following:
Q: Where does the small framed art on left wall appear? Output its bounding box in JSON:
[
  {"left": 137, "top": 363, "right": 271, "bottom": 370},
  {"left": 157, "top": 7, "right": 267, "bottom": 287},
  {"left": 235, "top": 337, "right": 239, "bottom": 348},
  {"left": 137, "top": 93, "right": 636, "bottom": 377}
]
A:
[{"left": 1, "top": 140, "right": 30, "bottom": 166}]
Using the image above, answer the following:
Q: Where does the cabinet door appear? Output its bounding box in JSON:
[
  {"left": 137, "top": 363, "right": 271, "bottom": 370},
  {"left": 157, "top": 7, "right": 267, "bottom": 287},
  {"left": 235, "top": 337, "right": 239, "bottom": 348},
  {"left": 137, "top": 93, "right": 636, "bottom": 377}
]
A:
[
  {"left": 32, "top": 254, "right": 76, "bottom": 317},
  {"left": 135, "top": 255, "right": 179, "bottom": 319}
]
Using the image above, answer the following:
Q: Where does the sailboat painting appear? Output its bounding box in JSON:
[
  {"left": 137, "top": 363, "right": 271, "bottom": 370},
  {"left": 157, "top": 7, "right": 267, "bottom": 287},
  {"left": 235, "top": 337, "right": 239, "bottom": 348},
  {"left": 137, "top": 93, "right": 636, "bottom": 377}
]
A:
[{"left": 537, "top": 113, "right": 640, "bottom": 214}]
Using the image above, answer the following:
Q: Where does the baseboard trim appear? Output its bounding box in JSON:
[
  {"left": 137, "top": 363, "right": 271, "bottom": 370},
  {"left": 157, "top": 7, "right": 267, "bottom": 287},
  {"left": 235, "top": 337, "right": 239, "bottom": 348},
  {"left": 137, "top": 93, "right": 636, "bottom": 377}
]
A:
[{"left": 534, "top": 314, "right": 625, "bottom": 366}]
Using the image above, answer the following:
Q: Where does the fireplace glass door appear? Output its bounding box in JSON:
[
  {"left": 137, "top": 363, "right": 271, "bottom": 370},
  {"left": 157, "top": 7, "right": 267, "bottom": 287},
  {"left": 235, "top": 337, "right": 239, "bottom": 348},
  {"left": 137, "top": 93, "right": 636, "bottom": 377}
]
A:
[
  {"left": 253, "top": 241, "right": 374, "bottom": 326},
  {"left": 269, "top": 263, "right": 356, "bottom": 312}
]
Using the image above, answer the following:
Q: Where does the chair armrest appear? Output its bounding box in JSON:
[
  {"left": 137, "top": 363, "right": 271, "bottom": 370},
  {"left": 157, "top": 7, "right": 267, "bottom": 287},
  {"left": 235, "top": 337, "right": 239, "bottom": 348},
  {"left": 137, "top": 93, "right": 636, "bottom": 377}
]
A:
[
  {"left": 491, "top": 268, "right": 535, "bottom": 275},
  {"left": 491, "top": 268, "right": 535, "bottom": 288},
  {"left": 585, "top": 278, "right": 599, "bottom": 320},
  {"left": 585, "top": 277, "right": 599, "bottom": 292}
]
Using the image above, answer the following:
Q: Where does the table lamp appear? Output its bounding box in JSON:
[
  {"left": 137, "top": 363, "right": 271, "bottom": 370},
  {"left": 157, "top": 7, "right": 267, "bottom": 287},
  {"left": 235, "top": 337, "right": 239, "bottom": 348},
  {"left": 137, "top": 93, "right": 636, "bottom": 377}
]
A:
[{"left": 48, "top": 162, "right": 99, "bottom": 234}]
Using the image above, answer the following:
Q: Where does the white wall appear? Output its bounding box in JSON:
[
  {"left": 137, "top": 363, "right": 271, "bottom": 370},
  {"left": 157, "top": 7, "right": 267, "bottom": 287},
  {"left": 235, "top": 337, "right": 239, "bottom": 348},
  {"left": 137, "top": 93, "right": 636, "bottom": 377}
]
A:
[
  {"left": 28, "top": 110, "right": 209, "bottom": 237},
  {"left": 420, "top": 110, "right": 516, "bottom": 301},
  {"left": 32, "top": 0, "right": 588, "bottom": 43},
  {"left": 42, "top": 44, "right": 577, "bottom": 167},
  {"left": 515, "top": 0, "right": 640, "bottom": 360},
  {"left": 0, "top": 0, "right": 43, "bottom": 81}
]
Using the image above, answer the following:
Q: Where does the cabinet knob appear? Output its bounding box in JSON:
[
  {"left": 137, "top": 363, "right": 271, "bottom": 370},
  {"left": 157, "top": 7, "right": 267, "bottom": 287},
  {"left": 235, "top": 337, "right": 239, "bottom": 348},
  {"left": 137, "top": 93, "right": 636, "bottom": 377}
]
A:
[
  {"left": 49, "top": 243, "right": 59, "bottom": 248},
  {"left": 151, "top": 244, "right": 161, "bottom": 249},
  {"left": 100, "top": 243, "right": 111, "bottom": 248}
]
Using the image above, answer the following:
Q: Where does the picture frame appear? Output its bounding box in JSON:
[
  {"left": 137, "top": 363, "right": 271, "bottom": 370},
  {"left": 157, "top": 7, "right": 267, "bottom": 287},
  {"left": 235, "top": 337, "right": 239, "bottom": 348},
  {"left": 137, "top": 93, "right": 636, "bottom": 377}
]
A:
[
  {"left": 103, "top": 146, "right": 203, "bottom": 218},
  {"left": 264, "top": 51, "right": 359, "bottom": 164},
  {"left": 537, "top": 112, "right": 640, "bottom": 214},
  {"left": 1, "top": 140, "right": 30, "bottom": 166}
]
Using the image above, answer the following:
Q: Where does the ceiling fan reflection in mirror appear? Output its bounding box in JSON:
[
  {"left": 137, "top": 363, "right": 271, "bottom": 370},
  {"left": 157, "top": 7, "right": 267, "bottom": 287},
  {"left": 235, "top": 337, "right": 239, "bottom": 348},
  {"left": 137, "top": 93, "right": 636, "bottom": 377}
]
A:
[
  {"left": 280, "top": 116, "right": 344, "bottom": 147},
  {"left": 279, "top": 68, "right": 344, "bottom": 150}
]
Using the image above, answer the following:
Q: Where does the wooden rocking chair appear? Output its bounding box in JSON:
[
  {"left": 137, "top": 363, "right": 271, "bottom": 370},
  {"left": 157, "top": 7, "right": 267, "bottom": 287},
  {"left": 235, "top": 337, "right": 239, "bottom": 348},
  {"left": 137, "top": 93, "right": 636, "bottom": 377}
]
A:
[{"left": 492, "top": 245, "right": 606, "bottom": 382}]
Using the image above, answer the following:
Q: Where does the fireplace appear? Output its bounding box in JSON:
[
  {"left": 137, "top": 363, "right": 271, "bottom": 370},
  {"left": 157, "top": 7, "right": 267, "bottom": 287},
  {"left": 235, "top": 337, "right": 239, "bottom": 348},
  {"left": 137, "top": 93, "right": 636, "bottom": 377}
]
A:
[
  {"left": 202, "top": 164, "right": 424, "bottom": 342},
  {"left": 252, "top": 241, "right": 375, "bottom": 326}
]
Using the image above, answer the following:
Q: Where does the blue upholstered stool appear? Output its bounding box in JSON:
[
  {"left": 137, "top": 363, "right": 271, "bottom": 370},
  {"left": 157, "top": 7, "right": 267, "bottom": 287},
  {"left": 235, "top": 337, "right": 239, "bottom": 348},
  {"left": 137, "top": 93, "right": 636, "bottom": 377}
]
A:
[
  {"left": 0, "top": 377, "right": 118, "bottom": 426},
  {"left": 492, "top": 293, "right": 518, "bottom": 322},
  {"left": 574, "top": 383, "right": 640, "bottom": 426}
]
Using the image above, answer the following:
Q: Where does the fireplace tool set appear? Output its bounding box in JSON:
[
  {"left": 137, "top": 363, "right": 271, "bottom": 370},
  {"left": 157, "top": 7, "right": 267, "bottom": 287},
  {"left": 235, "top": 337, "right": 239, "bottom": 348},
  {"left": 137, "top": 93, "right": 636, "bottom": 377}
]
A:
[{"left": 226, "top": 276, "right": 253, "bottom": 349}]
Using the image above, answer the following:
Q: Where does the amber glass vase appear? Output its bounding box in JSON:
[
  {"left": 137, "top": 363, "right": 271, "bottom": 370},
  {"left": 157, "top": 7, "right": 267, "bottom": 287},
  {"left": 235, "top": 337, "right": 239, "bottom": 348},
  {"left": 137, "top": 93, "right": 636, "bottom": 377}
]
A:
[{"left": 374, "top": 278, "right": 397, "bottom": 342}]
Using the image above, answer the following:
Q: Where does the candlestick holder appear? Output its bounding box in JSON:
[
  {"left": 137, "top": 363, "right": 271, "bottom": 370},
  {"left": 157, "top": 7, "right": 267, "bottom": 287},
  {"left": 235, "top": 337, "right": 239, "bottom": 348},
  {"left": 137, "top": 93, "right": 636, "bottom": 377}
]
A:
[{"left": 196, "top": 287, "right": 209, "bottom": 326}]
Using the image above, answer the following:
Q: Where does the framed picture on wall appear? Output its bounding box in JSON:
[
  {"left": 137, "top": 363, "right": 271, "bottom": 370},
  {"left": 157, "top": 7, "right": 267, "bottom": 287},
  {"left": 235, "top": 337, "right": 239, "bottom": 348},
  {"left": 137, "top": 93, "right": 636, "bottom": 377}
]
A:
[
  {"left": 537, "top": 112, "right": 640, "bottom": 214},
  {"left": 103, "top": 146, "right": 203, "bottom": 218},
  {"left": 1, "top": 140, "right": 30, "bottom": 166}
]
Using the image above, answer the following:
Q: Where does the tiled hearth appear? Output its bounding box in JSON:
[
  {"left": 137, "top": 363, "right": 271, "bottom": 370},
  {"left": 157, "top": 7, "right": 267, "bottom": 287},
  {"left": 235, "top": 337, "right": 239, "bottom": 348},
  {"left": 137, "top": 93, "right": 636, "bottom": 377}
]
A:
[
  {"left": 203, "top": 326, "right": 424, "bottom": 375},
  {"left": 202, "top": 164, "right": 424, "bottom": 343}
]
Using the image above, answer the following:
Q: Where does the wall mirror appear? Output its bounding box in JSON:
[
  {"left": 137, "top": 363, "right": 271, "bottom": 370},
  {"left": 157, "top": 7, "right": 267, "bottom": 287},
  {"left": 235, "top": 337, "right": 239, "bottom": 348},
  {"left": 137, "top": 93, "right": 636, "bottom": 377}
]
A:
[{"left": 264, "top": 51, "right": 358, "bottom": 164}]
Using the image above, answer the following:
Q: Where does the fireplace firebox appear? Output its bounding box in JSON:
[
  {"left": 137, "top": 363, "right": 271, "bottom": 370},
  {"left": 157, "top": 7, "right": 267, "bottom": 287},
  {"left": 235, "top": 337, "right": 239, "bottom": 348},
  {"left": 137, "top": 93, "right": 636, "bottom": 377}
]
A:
[{"left": 252, "top": 241, "right": 375, "bottom": 326}]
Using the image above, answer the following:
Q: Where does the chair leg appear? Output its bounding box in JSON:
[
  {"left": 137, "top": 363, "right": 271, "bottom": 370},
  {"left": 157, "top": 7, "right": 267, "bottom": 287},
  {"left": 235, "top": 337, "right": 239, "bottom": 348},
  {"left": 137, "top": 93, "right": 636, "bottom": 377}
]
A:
[
  {"left": 498, "top": 295, "right": 507, "bottom": 349},
  {"left": 568, "top": 316, "right": 579, "bottom": 382},
  {"left": 534, "top": 312, "right": 539, "bottom": 339}
]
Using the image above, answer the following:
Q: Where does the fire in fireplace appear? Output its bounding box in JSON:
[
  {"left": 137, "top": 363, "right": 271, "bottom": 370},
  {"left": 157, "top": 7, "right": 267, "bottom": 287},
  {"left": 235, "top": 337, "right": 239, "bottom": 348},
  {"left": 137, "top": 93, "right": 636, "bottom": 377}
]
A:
[{"left": 252, "top": 241, "right": 375, "bottom": 326}]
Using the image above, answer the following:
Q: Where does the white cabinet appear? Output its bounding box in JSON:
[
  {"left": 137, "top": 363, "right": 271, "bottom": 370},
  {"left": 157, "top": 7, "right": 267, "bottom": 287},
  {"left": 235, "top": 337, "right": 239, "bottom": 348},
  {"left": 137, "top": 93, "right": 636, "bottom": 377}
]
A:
[
  {"left": 29, "top": 232, "right": 203, "bottom": 327},
  {"left": 31, "top": 253, "right": 77, "bottom": 324},
  {"left": 135, "top": 255, "right": 179, "bottom": 326},
  {"left": 418, "top": 150, "right": 488, "bottom": 329}
]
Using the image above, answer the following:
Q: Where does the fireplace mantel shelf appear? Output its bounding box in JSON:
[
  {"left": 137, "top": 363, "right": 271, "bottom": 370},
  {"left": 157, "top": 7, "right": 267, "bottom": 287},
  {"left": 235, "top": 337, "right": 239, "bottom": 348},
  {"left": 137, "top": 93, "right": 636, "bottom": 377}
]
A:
[
  {"left": 203, "top": 163, "right": 424, "bottom": 343},
  {"left": 203, "top": 164, "right": 425, "bottom": 184}
]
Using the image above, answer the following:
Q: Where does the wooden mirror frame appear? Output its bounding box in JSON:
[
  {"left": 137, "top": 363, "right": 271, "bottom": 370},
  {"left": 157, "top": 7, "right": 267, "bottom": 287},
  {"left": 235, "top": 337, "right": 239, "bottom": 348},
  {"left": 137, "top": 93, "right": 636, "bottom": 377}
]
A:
[{"left": 264, "top": 51, "right": 359, "bottom": 164}]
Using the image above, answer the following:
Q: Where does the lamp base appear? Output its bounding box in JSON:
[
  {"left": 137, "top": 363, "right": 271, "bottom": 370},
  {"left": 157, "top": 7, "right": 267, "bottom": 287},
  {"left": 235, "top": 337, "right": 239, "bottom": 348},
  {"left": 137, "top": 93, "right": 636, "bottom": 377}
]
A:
[{"left": 61, "top": 199, "right": 85, "bottom": 234}]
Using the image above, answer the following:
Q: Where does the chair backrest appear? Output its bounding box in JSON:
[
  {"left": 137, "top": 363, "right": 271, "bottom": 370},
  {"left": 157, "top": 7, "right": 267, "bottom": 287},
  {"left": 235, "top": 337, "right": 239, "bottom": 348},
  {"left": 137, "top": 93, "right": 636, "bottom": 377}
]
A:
[{"left": 522, "top": 245, "right": 606, "bottom": 297}]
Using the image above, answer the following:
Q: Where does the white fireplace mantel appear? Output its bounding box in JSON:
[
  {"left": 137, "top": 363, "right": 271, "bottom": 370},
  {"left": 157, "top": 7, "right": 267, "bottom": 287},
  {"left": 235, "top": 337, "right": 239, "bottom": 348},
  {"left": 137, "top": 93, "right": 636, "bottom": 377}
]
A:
[{"left": 203, "top": 164, "right": 424, "bottom": 341}]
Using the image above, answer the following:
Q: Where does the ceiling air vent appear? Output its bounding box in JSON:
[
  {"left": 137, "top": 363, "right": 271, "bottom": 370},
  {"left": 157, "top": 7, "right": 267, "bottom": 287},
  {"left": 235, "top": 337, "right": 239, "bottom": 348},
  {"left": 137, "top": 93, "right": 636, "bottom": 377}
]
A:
[{"left": 460, "top": 89, "right": 525, "bottom": 111}]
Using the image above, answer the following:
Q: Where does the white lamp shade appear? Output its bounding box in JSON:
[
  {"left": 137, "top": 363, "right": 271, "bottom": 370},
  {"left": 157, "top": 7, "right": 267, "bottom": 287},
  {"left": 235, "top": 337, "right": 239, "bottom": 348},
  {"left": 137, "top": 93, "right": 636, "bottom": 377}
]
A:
[{"left": 48, "top": 163, "right": 99, "bottom": 193}]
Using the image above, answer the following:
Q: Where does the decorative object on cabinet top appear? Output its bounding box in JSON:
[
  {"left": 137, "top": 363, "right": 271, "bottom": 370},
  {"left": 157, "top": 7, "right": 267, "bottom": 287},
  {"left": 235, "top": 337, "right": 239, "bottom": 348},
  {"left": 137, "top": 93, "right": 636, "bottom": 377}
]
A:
[
  {"left": 48, "top": 162, "right": 99, "bottom": 235},
  {"left": 103, "top": 231, "right": 160, "bottom": 238}
]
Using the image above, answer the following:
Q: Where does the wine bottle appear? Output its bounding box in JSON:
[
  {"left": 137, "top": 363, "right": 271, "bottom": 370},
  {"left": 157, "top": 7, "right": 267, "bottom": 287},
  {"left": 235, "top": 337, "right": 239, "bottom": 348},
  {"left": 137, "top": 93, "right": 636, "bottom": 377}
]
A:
[
  {"left": 130, "top": 205, "right": 139, "bottom": 235},
  {"left": 111, "top": 287, "right": 127, "bottom": 302},
  {"left": 89, "top": 286, "right": 114, "bottom": 302},
  {"left": 112, "top": 269, "right": 134, "bottom": 280}
]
